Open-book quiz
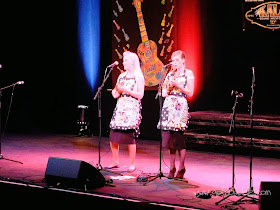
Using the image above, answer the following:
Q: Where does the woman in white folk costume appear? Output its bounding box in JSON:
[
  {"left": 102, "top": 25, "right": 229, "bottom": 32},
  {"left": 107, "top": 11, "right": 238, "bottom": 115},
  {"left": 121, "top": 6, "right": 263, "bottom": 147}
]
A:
[
  {"left": 107, "top": 51, "right": 144, "bottom": 173},
  {"left": 158, "top": 50, "right": 195, "bottom": 179}
]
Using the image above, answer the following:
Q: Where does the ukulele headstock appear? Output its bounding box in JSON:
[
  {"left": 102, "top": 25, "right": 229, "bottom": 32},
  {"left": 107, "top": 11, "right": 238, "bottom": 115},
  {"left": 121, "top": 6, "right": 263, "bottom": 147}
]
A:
[{"left": 132, "top": 0, "right": 143, "bottom": 11}]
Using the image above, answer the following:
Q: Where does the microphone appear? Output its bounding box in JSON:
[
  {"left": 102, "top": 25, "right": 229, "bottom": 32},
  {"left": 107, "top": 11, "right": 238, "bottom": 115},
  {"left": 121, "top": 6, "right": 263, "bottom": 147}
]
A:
[
  {"left": 231, "top": 90, "right": 243, "bottom": 98},
  {"left": 164, "top": 61, "right": 175, "bottom": 67},
  {"left": 15, "top": 81, "right": 24, "bottom": 85},
  {"left": 107, "top": 61, "right": 119, "bottom": 68}
]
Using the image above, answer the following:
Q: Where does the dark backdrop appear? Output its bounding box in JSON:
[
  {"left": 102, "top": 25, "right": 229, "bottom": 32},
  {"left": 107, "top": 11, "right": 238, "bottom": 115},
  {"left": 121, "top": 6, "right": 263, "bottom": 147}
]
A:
[{"left": 0, "top": 0, "right": 279, "bottom": 140}]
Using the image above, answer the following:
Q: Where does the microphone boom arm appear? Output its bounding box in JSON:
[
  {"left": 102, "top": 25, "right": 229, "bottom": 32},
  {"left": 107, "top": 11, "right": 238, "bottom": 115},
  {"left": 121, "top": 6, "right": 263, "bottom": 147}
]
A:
[
  {"left": 0, "top": 81, "right": 24, "bottom": 91},
  {"left": 93, "top": 67, "right": 114, "bottom": 100}
]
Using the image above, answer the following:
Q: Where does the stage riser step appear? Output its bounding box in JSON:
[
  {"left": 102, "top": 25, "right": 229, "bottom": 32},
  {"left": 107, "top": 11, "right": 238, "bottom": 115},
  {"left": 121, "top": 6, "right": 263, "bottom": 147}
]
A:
[
  {"left": 189, "top": 111, "right": 280, "bottom": 131},
  {"left": 184, "top": 133, "right": 280, "bottom": 151}
]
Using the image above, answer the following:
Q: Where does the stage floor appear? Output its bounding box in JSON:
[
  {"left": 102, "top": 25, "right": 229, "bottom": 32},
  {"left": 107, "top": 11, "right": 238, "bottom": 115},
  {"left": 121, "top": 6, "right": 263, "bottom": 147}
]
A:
[{"left": 0, "top": 133, "right": 279, "bottom": 209}]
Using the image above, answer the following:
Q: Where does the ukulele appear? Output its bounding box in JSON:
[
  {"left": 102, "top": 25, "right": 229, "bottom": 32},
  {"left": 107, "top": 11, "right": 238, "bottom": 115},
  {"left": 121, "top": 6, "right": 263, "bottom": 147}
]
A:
[
  {"left": 122, "top": 28, "right": 130, "bottom": 41},
  {"left": 166, "top": 24, "right": 174, "bottom": 37},
  {"left": 116, "top": 0, "right": 123, "bottom": 13},
  {"left": 167, "top": 40, "right": 174, "bottom": 52},
  {"left": 161, "top": 14, "right": 166, "bottom": 27},
  {"left": 158, "top": 32, "right": 164, "bottom": 44},
  {"left": 113, "top": 20, "right": 120, "bottom": 30},
  {"left": 168, "top": 6, "right": 174, "bottom": 18},
  {"left": 133, "top": 0, "right": 164, "bottom": 87},
  {"left": 115, "top": 49, "right": 123, "bottom": 59}
]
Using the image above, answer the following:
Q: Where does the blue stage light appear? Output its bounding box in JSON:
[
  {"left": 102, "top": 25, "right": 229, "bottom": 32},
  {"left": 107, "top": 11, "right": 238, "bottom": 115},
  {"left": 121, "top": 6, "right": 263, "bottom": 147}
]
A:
[{"left": 77, "top": 0, "right": 100, "bottom": 91}]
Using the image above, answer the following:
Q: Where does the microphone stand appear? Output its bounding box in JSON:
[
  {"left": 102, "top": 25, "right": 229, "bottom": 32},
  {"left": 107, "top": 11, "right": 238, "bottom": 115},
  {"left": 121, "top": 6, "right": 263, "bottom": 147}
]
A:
[
  {"left": 233, "top": 67, "right": 258, "bottom": 205},
  {"left": 93, "top": 66, "right": 122, "bottom": 176},
  {"left": 0, "top": 83, "right": 23, "bottom": 164},
  {"left": 154, "top": 64, "right": 172, "bottom": 100},
  {"left": 215, "top": 92, "right": 242, "bottom": 205},
  {"left": 144, "top": 67, "right": 188, "bottom": 185}
]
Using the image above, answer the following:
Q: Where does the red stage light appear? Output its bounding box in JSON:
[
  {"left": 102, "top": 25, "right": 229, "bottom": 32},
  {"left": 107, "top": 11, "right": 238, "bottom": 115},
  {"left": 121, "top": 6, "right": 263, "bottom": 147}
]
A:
[{"left": 175, "top": 0, "right": 202, "bottom": 102}]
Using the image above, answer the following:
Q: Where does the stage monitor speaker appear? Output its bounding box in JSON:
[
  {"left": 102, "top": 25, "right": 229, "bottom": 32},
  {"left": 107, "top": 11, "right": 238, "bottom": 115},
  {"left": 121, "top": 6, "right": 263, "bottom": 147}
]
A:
[
  {"left": 259, "top": 181, "right": 280, "bottom": 210},
  {"left": 45, "top": 157, "right": 105, "bottom": 189}
]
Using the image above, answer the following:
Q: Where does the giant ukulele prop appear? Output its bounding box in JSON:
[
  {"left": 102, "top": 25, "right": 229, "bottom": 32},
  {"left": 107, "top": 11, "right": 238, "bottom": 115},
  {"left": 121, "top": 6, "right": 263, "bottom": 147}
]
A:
[{"left": 133, "top": 0, "right": 164, "bottom": 87}]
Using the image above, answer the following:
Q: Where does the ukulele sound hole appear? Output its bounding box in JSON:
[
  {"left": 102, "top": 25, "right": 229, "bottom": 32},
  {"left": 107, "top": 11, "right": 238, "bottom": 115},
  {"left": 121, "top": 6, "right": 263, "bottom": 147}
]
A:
[{"left": 145, "top": 49, "right": 152, "bottom": 58}]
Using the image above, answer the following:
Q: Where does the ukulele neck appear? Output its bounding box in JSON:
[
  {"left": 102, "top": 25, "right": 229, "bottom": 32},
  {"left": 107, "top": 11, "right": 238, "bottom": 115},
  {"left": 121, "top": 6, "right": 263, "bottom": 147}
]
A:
[{"left": 136, "top": 9, "right": 150, "bottom": 47}]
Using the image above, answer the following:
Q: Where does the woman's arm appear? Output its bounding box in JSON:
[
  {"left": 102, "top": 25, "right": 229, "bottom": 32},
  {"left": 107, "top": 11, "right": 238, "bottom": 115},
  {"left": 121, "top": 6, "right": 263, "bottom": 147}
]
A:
[
  {"left": 162, "top": 88, "right": 169, "bottom": 98},
  {"left": 112, "top": 88, "right": 121, "bottom": 99},
  {"left": 161, "top": 73, "right": 171, "bottom": 98},
  {"left": 112, "top": 75, "right": 122, "bottom": 99}
]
